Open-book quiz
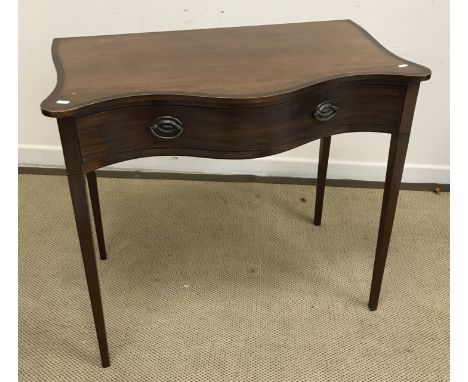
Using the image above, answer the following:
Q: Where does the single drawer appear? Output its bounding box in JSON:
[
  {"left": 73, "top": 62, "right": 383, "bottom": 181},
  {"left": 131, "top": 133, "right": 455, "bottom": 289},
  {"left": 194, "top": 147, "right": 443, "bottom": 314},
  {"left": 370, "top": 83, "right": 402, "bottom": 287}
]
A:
[{"left": 76, "top": 82, "right": 405, "bottom": 166}]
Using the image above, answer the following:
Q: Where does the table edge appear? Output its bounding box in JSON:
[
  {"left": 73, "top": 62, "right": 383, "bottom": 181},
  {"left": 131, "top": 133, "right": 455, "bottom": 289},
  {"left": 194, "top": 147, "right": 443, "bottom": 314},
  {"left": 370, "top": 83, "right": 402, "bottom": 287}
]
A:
[{"left": 40, "top": 20, "right": 431, "bottom": 118}]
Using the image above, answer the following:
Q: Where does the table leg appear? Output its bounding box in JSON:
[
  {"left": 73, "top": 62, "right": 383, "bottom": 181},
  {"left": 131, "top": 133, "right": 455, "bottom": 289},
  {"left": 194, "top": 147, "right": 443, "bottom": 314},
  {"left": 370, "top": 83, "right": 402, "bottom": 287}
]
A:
[
  {"left": 66, "top": 173, "right": 110, "bottom": 367},
  {"left": 314, "top": 136, "right": 331, "bottom": 226},
  {"left": 368, "top": 133, "right": 410, "bottom": 311},
  {"left": 86, "top": 171, "right": 107, "bottom": 260}
]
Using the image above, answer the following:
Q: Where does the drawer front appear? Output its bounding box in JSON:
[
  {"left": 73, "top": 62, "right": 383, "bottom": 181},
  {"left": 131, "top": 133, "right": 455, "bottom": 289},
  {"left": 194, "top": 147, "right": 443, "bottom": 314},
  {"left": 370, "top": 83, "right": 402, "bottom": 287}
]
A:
[{"left": 76, "top": 82, "right": 405, "bottom": 165}]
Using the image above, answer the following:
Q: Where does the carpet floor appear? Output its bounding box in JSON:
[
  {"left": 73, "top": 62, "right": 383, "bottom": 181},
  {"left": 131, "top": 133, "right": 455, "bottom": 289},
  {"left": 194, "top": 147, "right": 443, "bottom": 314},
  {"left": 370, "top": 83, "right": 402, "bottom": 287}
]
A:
[{"left": 18, "top": 174, "right": 449, "bottom": 381}]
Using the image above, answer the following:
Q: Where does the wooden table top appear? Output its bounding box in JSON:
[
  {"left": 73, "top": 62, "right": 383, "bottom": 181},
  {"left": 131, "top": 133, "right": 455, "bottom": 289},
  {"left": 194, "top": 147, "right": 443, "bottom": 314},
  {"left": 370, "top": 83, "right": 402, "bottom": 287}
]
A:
[{"left": 41, "top": 20, "right": 430, "bottom": 117}]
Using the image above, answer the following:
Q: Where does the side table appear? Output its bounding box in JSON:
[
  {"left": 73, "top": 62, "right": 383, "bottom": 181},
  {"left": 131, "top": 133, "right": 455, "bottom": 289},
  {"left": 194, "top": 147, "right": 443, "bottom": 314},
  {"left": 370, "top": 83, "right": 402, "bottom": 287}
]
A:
[{"left": 40, "top": 20, "right": 431, "bottom": 367}]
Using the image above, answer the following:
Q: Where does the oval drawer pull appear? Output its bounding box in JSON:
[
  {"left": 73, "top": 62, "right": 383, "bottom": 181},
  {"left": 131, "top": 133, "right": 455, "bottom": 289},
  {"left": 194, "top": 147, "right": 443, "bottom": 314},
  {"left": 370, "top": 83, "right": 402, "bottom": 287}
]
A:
[
  {"left": 314, "top": 101, "right": 338, "bottom": 121},
  {"left": 151, "top": 116, "right": 184, "bottom": 139}
]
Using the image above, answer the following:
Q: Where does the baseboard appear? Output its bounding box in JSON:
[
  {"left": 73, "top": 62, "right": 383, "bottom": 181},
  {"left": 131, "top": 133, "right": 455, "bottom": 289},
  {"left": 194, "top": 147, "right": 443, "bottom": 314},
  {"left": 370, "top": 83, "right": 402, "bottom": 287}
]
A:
[{"left": 18, "top": 144, "right": 450, "bottom": 189}]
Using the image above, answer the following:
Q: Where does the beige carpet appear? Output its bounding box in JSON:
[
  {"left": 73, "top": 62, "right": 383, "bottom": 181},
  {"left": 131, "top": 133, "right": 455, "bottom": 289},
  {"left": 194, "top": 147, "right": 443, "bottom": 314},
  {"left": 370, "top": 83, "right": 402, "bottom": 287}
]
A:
[{"left": 18, "top": 174, "right": 449, "bottom": 381}]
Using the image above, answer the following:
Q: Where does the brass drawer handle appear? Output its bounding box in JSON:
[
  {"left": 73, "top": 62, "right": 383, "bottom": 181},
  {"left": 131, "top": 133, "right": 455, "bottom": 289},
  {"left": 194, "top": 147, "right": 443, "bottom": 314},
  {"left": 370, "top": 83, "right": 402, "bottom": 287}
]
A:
[
  {"left": 150, "top": 116, "right": 184, "bottom": 139},
  {"left": 314, "top": 101, "right": 338, "bottom": 121}
]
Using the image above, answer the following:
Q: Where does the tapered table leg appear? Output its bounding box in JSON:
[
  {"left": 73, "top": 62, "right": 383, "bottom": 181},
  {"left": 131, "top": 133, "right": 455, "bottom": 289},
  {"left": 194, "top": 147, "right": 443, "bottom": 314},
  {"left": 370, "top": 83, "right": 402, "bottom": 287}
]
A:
[
  {"left": 314, "top": 136, "right": 331, "bottom": 226},
  {"left": 368, "top": 133, "right": 410, "bottom": 311},
  {"left": 87, "top": 171, "right": 107, "bottom": 260},
  {"left": 66, "top": 173, "right": 110, "bottom": 367}
]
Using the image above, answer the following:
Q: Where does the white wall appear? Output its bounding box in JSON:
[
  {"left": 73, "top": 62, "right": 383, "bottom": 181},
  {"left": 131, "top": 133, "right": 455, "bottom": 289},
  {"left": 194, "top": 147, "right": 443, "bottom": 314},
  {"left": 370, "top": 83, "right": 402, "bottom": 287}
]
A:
[{"left": 19, "top": 0, "right": 449, "bottom": 183}]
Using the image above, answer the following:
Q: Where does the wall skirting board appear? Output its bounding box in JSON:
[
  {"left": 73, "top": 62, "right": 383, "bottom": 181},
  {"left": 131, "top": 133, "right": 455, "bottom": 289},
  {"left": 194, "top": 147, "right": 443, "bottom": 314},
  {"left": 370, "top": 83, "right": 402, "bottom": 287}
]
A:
[{"left": 18, "top": 144, "right": 449, "bottom": 189}]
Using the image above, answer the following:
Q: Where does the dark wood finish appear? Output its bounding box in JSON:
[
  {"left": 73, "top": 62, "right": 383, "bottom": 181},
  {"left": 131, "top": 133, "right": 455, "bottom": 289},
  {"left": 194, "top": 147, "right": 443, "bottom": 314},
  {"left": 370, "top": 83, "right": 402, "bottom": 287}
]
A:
[
  {"left": 75, "top": 81, "right": 405, "bottom": 171},
  {"left": 56, "top": 118, "right": 83, "bottom": 174},
  {"left": 398, "top": 81, "right": 421, "bottom": 134},
  {"left": 368, "top": 79, "right": 422, "bottom": 310},
  {"left": 40, "top": 20, "right": 430, "bottom": 118},
  {"left": 40, "top": 21, "right": 431, "bottom": 367},
  {"left": 66, "top": 174, "right": 110, "bottom": 367},
  {"left": 58, "top": 119, "right": 110, "bottom": 367},
  {"left": 368, "top": 133, "right": 410, "bottom": 311},
  {"left": 87, "top": 171, "right": 107, "bottom": 260},
  {"left": 314, "top": 136, "right": 331, "bottom": 226}
]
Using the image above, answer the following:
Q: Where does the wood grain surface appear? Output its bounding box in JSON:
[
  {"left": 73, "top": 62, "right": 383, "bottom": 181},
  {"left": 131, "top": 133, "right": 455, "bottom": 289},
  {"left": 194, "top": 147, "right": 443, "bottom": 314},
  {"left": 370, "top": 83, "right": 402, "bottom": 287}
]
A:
[
  {"left": 41, "top": 20, "right": 430, "bottom": 117},
  {"left": 76, "top": 80, "right": 405, "bottom": 170}
]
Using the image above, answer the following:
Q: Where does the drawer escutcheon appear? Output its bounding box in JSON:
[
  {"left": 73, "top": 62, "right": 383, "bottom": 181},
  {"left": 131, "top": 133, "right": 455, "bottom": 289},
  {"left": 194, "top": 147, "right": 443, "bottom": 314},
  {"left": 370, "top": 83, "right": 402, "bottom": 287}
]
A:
[
  {"left": 151, "top": 116, "right": 184, "bottom": 139},
  {"left": 314, "top": 100, "right": 339, "bottom": 121}
]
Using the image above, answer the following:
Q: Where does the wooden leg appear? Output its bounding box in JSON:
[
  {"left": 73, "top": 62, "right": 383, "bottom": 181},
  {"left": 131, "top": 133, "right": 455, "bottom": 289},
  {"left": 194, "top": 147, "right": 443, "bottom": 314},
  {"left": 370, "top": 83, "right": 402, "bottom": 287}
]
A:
[
  {"left": 87, "top": 171, "right": 107, "bottom": 260},
  {"left": 66, "top": 173, "right": 110, "bottom": 367},
  {"left": 314, "top": 136, "right": 331, "bottom": 226},
  {"left": 368, "top": 133, "right": 410, "bottom": 311}
]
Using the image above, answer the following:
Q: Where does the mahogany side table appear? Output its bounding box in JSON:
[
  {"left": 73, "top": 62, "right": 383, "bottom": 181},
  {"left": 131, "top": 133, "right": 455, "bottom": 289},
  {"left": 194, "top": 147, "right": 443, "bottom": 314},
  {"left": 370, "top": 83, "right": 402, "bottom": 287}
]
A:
[{"left": 40, "top": 20, "right": 430, "bottom": 367}]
